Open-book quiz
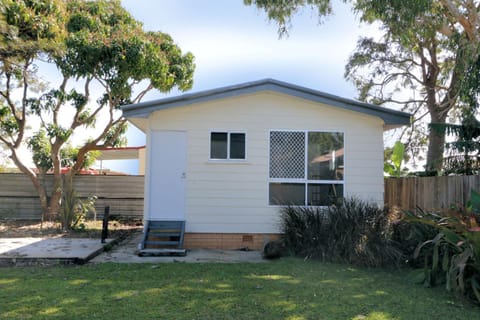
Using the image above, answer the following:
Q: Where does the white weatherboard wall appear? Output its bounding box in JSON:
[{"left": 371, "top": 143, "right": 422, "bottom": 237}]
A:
[{"left": 145, "top": 91, "right": 385, "bottom": 234}]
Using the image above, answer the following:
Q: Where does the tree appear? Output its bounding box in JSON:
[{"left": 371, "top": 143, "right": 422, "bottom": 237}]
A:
[
  {"left": 384, "top": 141, "right": 408, "bottom": 177},
  {"left": 431, "top": 108, "right": 480, "bottom": 175},
  {"left": 0, "top": 0, "right": 195, "bottom": 223},
  {"left": 245, "top": 0, "right": 480, "bottom": 173}
]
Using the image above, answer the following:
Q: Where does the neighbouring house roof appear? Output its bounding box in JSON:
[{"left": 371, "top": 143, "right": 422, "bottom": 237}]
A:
[
  {"left": 121, "top": 78, "right": 411, "bottom": 130},
  {"left": 96, "top": 146, "right": 146, "bottom": 161}
]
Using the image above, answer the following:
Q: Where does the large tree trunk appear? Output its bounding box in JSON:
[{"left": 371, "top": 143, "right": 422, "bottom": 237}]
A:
[
  {"left": 47, "top": 181, "right": 62, "bottom": 220},
  {"left": 48, "top": 144, "right": 64, "bottom": 221},
  {"left": 9, "top": 148, "right": 63, "bottom": 221},
  {"left": 426, "top": 117, "right": 447, "bottom": 173}
]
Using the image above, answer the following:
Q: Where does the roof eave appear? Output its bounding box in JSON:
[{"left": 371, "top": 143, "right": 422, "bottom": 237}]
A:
[{"left": 121, "top": 79, "right": 412, "bottom": 126}]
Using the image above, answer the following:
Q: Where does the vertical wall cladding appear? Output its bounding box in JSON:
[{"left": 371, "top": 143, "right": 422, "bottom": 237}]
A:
[{"left": 147, "top": 91, "right": 385, "bottom": 233}]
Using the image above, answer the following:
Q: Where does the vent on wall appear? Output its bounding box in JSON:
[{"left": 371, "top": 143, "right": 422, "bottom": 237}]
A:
[{"left": 242, "top": 235, "right": 253, "bottom": 242}]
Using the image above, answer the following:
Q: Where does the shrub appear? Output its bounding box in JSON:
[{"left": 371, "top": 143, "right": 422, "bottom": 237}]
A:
[
  {"left": 404, "top": 190, "right": 480, "bottom": 304},
  {"left": 60, "top": 177, "right": 96, "bottom": 231},
  {"left": 281, "top": 198, "right": 404, "bottom": 267},
  {"left": 391, "top": 212, "right": 439, "bottom": 268}
]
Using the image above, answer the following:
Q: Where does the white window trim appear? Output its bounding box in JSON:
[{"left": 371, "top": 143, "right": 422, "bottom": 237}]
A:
[
  {"left": 267, "top": 129, "right": 346, "bottom": 207},
  {"left": 209, "top": 130, "right": 247, "bottom": 161}
]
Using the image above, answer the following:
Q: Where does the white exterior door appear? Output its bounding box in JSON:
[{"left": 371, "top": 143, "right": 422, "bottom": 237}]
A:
[{"left": 148, "top": 130, "right": 187, "bottom": 221}]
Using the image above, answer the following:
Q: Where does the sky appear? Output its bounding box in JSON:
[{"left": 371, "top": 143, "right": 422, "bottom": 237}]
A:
[{"left": 102, "top": 0, "right": 382, "bottom": 174}]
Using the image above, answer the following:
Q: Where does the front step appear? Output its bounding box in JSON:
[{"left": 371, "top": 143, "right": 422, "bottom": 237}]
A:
[
  {"left": 138, "top": 248, "right": 186, "bottom": 257},
  {"left": 138, "top": 220, "right": 185, "bottom": 256}
]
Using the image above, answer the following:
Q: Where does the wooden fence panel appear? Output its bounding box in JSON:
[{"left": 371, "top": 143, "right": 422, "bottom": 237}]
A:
[
  {"left": 0, "top": 173, "right": 144, "bottom": 220},
  {"left": 384, "top": 175, "right": 480, "bottom": 211}
]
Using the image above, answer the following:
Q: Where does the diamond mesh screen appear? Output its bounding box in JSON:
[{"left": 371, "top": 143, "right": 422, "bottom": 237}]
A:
[{"left": 270, "top": 131, "right": 305, "bottom": 178}]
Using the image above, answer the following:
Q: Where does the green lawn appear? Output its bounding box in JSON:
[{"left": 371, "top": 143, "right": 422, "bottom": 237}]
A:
[{"left": 0, "top": 258, "right": 477, "bottom": 320}]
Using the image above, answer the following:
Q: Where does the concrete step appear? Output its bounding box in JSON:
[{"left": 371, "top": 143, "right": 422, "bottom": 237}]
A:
[{"left": 137, "top": 248, "right": 187, "bottom": 257}]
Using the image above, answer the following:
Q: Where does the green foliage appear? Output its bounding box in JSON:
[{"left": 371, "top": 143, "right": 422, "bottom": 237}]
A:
[
  {"left": 0, "top": 0, "right": 66, "bottom": 58},
  {"left": 60, "top": 145, "right": 99, "bottom": 169},
  {"left": 246, "top": 0, "right": 480, "bottom": 173},
  {"left": 405, "top": 190, "right": 480, "bottom": 304},
  {"left": 103, "top": 121, "right": 128, "bottom": 147},
  {"left": 58, "top": 0, "right": 194, "bottom": 103},
  {"left": 0, "top": 0, "right": 195, "bottom": 217},
  {"left": 244, "top": 0, "right": 331, "bottom": 36},
  {"left": 0, "top": 105, "right": 18, "bottom": 136},
  {"left": 431, "top": 108, "right": 480, "bottom": 175},
  {"left": 281, "top": 198, "right": 404, "bottom": 267},
  {"left": 384, "top": 141, "right": 408, "bottom": 177},
  {"left": 60, "top": 177, "right": 96, "bottom": 230},
  {"left": 354, "top": 0, "right": 439, "bottom": 39},
  {"left": 27, "top": 130, "right": 52, "bottom": 171},
  {"left": 27, "top": 133, "right": 99, "bottom": 172}
]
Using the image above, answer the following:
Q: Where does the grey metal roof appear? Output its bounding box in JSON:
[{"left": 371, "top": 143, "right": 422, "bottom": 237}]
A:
[{"left": 121, "top": 78, "right": 411, "bottom": 125}]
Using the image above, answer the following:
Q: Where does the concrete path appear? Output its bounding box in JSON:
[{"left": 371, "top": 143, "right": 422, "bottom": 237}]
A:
[{"left": 0, "top": 236, "right": 114, "bottom": 265}]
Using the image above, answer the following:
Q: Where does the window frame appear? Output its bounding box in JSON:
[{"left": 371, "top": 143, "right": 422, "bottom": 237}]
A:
[
  {"left": 268, "top": 129, "right": 345, "bottom": 207},
  {"left": 209, "top": 130, "right": 247, "bottom": 161}
]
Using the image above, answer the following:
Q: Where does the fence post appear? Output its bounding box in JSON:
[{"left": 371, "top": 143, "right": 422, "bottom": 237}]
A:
[{"left": 101, "top": 206, "right": 110, "bottom": 243}]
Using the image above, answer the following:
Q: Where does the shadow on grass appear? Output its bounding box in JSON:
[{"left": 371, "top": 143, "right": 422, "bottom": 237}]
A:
[{"left": 0, "top": 258, "right": 477, "bottom": 320}]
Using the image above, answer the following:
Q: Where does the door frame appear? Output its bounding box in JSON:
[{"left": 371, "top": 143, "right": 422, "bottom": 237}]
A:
[{"left": 145, "top": 130, "right": 187, "bottom": 221}]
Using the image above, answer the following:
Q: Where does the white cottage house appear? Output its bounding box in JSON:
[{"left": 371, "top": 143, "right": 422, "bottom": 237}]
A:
[{"left": 121, "top": 79, "right": 410, "bottom": 251}]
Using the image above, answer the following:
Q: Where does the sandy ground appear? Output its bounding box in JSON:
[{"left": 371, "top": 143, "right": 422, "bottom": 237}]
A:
[{"left": 91, "top": 231, "right": 266, "bottom": 263}]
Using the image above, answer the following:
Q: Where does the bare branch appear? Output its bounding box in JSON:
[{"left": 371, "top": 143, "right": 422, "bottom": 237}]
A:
[
  {"left": 132, "top": 82, "right": 153, "bottom": 103},
  {"left": 381, "top": 98, "right": 426, "bottom": 105},
  {"left": 71, "top": 117, "right": 127, "bottom": 174},
  {"left": 0, "top": 134, "right": 13, "bottom": 149},
  {"left": 71, "top": 77, "right": 92, "bottom": 128}
]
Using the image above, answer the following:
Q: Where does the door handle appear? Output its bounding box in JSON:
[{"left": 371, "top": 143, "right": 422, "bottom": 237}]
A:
[{"left": 181, "top": 172, "right": 186, "bottom": 179}]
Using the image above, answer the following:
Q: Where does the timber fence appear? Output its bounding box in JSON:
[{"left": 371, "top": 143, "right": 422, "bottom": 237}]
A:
[
  {"left": 4, "top": 173, "right": 480, "bottom": 220},
  {"left": 384, "top": 175, "right": 480, "bottom": 211},
  {"left": 0, "top": 173, "right": 144, "bottom": 220}
]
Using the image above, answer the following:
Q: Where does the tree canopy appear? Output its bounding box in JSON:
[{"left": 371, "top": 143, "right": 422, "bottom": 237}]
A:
[
  {"left": 246, "top": 0, "right": 480, "bottom": 173},
  {"left": 0, "top": 0, "right": 195, "bottom": 223}
]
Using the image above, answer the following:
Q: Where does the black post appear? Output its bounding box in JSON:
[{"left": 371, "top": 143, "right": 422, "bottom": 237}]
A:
[{"left": 101, "top": 206, "right": 110, "bottom": 243}]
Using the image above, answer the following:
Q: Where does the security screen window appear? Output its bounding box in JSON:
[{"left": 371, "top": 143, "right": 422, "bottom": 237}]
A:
[
  {"left": 269, "top": 130, "right": 344, "bottom": 206},
  {"left": 210, "top": 132, "right": 246, "bottom": 160}
]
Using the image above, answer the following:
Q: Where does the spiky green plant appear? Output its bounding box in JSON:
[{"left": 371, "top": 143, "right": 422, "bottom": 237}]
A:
[
  {"left": 405, "top": 190, "right": 480, "bottom": 303},
  {"left": 281, "top": 198, "right": 404, "bottom": 267},
  {"left": 60, "top": 177, "right": 96, "bottom": 231}
]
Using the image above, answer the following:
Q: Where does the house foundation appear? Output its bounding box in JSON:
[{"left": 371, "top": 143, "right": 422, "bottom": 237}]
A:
[{"left": 183, "top": 233, "right": 281, "bottom": 250}]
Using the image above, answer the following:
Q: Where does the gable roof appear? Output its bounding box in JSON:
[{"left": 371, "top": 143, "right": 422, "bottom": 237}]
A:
[{"left": 121, "top": 78, "right": 411, "bottom": 129}]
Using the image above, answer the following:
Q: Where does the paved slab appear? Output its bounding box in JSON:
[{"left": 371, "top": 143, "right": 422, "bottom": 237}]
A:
[
  {"left": 91, "top": 232, "right": 266, "bottom": 263},
  {"left": 0, "top": 237, "right": 114, "bottom": 264}
]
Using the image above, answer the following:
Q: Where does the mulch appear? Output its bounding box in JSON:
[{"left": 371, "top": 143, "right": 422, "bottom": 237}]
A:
[{"left": 0, "top": 220, "right": 142, "bottom": 239}]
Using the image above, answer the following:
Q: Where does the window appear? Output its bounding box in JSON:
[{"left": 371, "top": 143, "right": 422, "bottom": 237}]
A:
[
  {"left": 210, "top": 132, "right": 246, "bottom": 160},
  {"left": 269, "top": 130, "right": 344, "bottom": 206}
]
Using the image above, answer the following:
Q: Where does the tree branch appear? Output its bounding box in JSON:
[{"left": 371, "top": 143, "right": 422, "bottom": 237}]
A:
[
  {"left": 132, "top": 82, "right": 153, "bottom": 104},
  {"left": 71, "top": 77, "right": 92, "bottom": 128},
  {"left": 440, "top": 0, "right": 477, "bottom": 42}
]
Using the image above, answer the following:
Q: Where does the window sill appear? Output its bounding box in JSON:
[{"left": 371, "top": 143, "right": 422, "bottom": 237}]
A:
[{"left": 207, "top": 159, "right": 251, "bottom": 165}]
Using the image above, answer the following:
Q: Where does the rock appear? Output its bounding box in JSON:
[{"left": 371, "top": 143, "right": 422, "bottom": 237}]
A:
[{"left": 262, "top": 240, "right": 285, "bottom": 259}]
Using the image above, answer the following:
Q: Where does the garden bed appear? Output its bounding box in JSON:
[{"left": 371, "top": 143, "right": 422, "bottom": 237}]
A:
[{"left": 0, "top": 220, "right": 142, "bottom": 239}]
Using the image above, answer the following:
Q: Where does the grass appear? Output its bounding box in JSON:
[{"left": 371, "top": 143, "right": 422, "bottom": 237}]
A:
[{"left": 0, "top": 259, "right": 478, "bottom": 319}]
